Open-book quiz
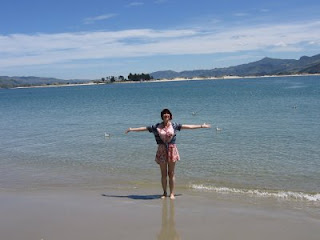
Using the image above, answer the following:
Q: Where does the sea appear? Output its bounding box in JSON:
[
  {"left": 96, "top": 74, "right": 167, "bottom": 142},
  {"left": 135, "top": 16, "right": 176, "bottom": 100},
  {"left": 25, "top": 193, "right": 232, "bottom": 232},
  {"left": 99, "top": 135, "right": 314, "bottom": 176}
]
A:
[{"left": 1, "top": 76, "right": 319, "bottom": 208}]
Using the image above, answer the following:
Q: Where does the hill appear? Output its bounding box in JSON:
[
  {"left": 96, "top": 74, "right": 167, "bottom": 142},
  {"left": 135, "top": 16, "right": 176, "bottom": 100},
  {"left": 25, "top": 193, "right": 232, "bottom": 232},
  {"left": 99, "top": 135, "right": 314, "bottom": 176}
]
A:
[
  {"left": 150, "top": 54, "right": 320, "bottom": 79},
  {"left": 0, "top": 76, "right": 91, "bottom": 89}
]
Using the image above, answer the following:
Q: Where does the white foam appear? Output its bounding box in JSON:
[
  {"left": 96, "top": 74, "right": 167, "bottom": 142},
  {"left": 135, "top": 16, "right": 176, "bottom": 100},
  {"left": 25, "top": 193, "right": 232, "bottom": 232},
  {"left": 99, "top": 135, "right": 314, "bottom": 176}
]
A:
[{"left": 191, "top": 184, "right": 320, "bottom": 202}]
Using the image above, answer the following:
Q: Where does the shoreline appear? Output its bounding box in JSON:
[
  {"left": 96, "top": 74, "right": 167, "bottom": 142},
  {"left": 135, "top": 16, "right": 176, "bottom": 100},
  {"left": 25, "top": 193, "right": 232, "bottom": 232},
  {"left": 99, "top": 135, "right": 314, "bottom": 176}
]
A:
[
  {"left": 1, "top": 188, "right": 319, "bottom": 240},
  {"left": 4, "top": 73, "right": 320, "bottom": 90},
  {"left": 113, "top": 73, "right": 320, "bottom": 84},
  {"left": 146, "top": 73, "right": 320, "bottom": 83}
]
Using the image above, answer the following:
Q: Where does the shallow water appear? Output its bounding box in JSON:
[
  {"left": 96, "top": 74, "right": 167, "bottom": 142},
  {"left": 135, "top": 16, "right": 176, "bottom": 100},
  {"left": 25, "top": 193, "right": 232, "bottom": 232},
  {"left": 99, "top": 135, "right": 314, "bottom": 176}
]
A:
[{"left": 1, "top": 76, "right": 319, "bottom": 205}]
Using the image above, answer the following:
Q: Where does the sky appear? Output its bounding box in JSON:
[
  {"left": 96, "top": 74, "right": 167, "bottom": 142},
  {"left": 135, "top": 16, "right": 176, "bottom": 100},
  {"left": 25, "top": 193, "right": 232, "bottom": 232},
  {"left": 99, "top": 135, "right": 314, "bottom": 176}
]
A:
[{"left": 1, "top": 0, "right": 320, "bottom": 79}]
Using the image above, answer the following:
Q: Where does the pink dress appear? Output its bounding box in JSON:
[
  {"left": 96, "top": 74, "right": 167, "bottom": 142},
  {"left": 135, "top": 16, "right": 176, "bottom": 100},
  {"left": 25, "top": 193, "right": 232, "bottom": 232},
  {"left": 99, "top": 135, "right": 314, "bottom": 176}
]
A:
[{"left": 155, "top": 123, "right": 180, "bottom": 164}]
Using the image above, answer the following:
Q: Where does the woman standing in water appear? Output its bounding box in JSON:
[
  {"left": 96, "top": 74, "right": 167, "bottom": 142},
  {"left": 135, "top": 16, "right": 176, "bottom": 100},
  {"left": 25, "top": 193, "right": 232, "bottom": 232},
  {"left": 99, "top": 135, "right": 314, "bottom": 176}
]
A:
[{"left": 125, "top": 109, "right": 211, "bottom": 199}]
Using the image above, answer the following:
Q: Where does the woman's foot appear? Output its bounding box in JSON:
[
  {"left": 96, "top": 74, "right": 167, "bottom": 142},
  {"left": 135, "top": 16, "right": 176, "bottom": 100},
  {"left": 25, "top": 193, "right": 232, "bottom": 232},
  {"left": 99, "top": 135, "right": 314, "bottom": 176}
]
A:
[
  {"left": 161, "top": 192, "right": 167, "bottom": 199},
  {"left": 169, "top": 193, "right": 175, "bottom": 200}
]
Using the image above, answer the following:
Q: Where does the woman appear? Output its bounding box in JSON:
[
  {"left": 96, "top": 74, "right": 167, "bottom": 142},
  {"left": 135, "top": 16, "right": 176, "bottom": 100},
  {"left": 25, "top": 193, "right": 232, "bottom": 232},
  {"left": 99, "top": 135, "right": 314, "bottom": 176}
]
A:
[{"left": 125, "top": 109, "right": 210, "bottom": 199}]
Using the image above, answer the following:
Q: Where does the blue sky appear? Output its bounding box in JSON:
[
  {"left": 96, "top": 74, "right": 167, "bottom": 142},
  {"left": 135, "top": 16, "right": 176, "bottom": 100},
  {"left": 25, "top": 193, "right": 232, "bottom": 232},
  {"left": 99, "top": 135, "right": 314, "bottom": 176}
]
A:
[{"left": 1, "top": 0, "right": 320, "bottom": 79}]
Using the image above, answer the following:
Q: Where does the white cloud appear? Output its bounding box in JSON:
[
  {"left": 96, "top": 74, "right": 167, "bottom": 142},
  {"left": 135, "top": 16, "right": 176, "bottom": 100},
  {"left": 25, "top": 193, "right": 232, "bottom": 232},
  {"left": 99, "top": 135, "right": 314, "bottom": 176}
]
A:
[
  {"left": 127, "top": 2, "right": 144, "bottom": 7},
  {"left": 1, "top": 21, "right": 320, "bottom": 69},
  {"left": 308, "top": 40, "right": 320, "bottom": 45},
  {"left": 83, "top": 14, "right": 117, "bottom": 24},
  {"left": 274, "top": 42, "right": 287, "bottom": 47}
]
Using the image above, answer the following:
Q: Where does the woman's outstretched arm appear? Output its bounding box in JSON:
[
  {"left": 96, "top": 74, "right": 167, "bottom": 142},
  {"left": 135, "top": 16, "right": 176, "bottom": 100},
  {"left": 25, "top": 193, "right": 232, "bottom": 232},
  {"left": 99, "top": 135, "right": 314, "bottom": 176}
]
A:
[
  {"left": 125, "top": 127, "right": 148, "bottom": 134},
  {"left": 181, "top": 123, "right": 211, "bottom": 130}
]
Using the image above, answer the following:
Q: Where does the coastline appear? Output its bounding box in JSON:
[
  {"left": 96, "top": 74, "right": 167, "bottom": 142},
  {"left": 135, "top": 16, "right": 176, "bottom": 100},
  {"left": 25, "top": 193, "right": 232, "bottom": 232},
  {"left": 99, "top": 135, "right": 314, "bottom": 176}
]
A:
[
  {"left": 145, "top": 73, "right": 320, "bottom": 83},
  {"left": 1, "top": 188, "right": 319, "bottom": 240},
  {"left": 4, "top": 73, "right": 320, "bottom": 89}
]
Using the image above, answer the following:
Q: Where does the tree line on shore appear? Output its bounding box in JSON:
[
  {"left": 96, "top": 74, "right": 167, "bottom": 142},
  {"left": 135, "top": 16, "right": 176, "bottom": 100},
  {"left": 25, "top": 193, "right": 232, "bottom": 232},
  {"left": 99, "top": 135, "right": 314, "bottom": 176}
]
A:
[{"left": 98, "top": 73, "right": 153, "bottom": 83}]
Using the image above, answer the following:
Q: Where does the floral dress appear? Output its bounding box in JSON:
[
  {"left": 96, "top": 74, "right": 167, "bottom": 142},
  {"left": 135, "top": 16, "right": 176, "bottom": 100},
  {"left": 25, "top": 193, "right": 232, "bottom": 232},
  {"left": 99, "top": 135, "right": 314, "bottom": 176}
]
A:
[{"left": 155, "top": 123, "right": 180, "bottom": 164}]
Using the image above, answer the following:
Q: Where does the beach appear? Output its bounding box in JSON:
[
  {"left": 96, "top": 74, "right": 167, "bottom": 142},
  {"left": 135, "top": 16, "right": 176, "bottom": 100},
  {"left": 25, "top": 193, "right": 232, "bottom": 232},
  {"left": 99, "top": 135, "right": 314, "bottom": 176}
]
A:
[
  {"left": 1, "top": 76, "right": 319, "bottom": 239},
  {"left": 1, "top": 188, "right": 319, "bottom": 240}
]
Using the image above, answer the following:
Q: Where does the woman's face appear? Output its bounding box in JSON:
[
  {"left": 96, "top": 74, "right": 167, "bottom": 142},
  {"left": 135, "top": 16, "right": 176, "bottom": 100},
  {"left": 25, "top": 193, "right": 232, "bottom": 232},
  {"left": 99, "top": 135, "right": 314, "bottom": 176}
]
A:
[{"left": 162, "top": 113, "right": 171, "bottom": 121}]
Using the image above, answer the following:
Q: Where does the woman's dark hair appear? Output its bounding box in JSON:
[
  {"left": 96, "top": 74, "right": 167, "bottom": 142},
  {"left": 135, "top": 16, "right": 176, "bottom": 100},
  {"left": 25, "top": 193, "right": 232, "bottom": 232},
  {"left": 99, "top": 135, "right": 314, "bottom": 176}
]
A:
[{"left": 161, "top": 108, "right": 173, "bottom": 120}]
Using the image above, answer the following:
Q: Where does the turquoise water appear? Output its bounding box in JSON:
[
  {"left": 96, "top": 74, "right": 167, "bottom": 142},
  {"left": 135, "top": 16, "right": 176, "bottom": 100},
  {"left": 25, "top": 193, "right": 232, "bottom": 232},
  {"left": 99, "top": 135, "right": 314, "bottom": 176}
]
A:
[{"left": 1, "top": 76, "right": 319, "bottom": 203}]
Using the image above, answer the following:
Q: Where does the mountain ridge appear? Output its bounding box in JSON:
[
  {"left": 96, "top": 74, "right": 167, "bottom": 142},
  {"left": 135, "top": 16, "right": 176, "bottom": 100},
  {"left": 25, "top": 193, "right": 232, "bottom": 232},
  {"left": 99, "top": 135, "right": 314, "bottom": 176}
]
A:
[{"left": 150, "top": 54, "right": 320, "bottom": 79}]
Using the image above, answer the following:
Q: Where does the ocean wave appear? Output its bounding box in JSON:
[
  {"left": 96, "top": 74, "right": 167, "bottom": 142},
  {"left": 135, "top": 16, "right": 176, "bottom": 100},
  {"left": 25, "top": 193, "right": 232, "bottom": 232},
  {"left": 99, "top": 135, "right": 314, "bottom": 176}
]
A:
[{"left": 190, "top": 184, "right": 320, "bottom": 202}]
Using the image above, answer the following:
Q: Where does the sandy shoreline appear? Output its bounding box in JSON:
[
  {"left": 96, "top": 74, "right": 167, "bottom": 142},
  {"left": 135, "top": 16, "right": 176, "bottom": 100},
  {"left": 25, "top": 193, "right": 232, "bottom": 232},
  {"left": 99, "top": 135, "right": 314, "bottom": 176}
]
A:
[
  {"left": 109, "top": 73, "right": 320, "bottom": 85},
  {"left": 1, "top": 188, "right": 319, "bottom": 240}
]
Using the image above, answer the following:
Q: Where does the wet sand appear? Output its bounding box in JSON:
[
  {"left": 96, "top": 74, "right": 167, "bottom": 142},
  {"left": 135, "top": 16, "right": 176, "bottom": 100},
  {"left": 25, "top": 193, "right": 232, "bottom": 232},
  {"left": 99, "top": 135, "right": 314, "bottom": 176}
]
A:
[{"left": 1, "top": 189, "right": 319, "bottom": 240}]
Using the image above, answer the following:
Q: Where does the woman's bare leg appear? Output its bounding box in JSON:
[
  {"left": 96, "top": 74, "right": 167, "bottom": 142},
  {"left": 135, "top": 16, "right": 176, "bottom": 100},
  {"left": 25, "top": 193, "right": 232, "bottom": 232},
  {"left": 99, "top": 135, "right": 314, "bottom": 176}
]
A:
[
  {"left": 168, "top": 162, "right": 176, "bottom": 199},
  {"left": 159, "top": 162, "right": 168, "bottom": 198}
]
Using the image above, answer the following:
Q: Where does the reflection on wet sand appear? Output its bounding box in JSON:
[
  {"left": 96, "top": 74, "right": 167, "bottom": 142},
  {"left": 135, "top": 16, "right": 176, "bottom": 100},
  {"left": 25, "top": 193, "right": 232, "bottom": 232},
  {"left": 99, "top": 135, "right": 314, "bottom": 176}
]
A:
[{"left": 157, "top": 200, "right": 181, "bottom": 240}]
